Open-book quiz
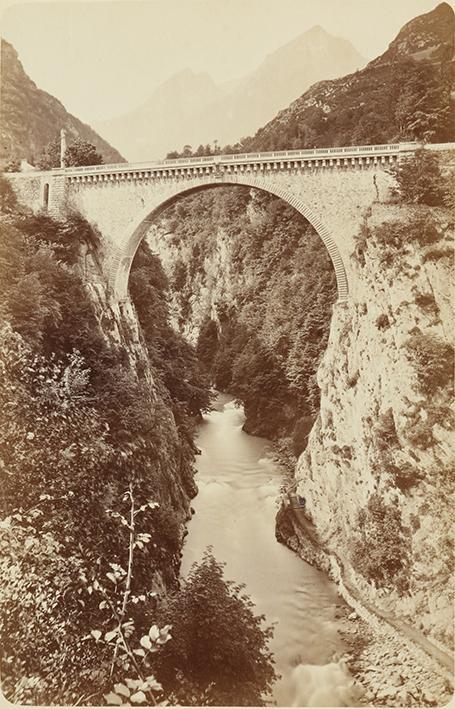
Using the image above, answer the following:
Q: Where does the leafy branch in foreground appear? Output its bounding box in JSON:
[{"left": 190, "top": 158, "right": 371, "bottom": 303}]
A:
[{"left": 83, "top": 485, "right": 172, "bottom": 706}]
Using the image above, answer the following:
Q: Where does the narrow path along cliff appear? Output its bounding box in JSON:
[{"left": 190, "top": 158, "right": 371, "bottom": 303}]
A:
[{"left": 289, "top": 506, "right": 453, "bottom": 675}]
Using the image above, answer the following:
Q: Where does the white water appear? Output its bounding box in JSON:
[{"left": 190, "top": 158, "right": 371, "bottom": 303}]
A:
[{"left": 181, "top": 394, "right": 358, "bottom": 706}]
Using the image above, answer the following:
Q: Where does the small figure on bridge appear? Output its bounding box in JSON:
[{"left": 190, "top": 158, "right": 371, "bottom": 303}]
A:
[{"left": 297, "top": 495, "right": 306, "bottom": 508}]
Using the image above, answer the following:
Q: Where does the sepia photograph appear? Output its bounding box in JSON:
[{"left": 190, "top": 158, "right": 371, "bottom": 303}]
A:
[{"left": 0, "top": 0, "right": 454, "bottom": 706}]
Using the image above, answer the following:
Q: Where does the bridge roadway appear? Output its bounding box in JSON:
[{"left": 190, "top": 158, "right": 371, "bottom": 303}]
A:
[{"left": 50, "top": 141, "right": 454, "bottom": 183}]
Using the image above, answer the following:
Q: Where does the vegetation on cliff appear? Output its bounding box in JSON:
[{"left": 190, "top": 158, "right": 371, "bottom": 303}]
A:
[
  {"left": 146, "top": 186, "right": 336, "bottom": 452},
  {"left": 36, "top": 134, "right": 104, "bottom": 170},
  {"left": 0, "top": 176, "right": 275, "bottom": 705},
  {"left": 347, "top": 151, "right": 454, "bottom": 605},
  {"left": 155, "top": 551, "right": 277, "bottom": 706}
]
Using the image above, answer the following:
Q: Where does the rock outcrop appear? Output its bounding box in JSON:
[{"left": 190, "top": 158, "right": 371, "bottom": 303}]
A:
[{"left": 281, "top": 199, "right": 453, "bottom": 651}]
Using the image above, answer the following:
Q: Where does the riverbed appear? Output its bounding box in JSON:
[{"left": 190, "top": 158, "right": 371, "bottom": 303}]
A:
[{"left": 181, "top": 394, "right": 355, "bottom": 706}]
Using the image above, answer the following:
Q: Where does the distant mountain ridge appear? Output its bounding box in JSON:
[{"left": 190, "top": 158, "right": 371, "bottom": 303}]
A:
[
  {"left": 239, "top": 2, "right": 455, "bottom": 152},
  {"left": 0, "top": 39, "right": 125, "bottom": 166},
  {"left": 94, "top": 26, "right": 365, "bottom": 161}
]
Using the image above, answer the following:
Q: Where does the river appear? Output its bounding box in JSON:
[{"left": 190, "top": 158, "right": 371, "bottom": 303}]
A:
[{"left": 181, "top": 394, "right": 357, "bottom": 706}]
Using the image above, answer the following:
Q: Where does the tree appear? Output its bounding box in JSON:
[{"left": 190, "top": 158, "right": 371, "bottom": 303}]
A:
[
  {"left": 390, "top": 148, "right": 445, "bottom": 205},
  {"left": 37, "top": 135, "right": 61, "bottom": 169},
  {"left": 155, "top": 551, "right": 277, "bottom": 706},
  {"left": 37, "top": 135, "right": 103, "bottom": 169},
  {"left": 65, "top": 138, "right": 103, "bottom": 167}
]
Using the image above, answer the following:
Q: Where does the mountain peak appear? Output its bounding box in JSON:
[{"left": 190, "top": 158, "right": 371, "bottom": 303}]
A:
[
  {"left": 305, "top": 24, "right": 325, "bottom": 35},
  {"left": 375, "top": 0, "right": 455, "bottom": 64}
]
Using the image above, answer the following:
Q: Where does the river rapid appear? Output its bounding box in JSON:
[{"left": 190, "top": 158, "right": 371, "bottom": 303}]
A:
[{"left": 181, "top": 394, "right": 357, "bottom": 706}]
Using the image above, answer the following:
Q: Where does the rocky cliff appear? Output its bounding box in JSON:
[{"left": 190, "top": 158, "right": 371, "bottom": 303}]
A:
[
  {"left": 0, "top": 39, "right": 125, "bottom": 167},
  {"left": 134, "top": 161, "right": 454, "bottom": 705},
  {"left": 277, "top": 190, "right": 454, "bottom": 703},
  {"left": 140, "top": 186, "right": 336, "bottom": 446}
]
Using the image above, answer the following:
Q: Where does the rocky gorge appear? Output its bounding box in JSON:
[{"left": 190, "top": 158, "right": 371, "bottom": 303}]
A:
[
  {"left": 137, "top": 157, "right": 454, "bottom": 705},
  {"left": 1, "top": 0, "right": 454, "bottom": 705}
]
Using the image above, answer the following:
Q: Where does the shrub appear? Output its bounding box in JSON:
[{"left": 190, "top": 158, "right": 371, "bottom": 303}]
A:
[
  {"left": 375, "top": 314, "right": 390, "bottom": 330},
  {"left": 196, "top": 318, "right": 219, "bottom": 370},
  {"left": 414, "top": 291, "right": 439, "bottom": 314},
  {"left": 406, "top": 334, "right": 453, "bottom": 395},
  {"left": 353, "top": 494, "right": 411, "bottom": 594},
  {"left": 374, "top": 408, "right": 399, "bottom": 451},
  {"left": 422, "top": 247, "right": 452, "bottom": 262},
  {"left": 388, "top": 462, "right": 425, "bottom": 492},
  {"left": 155, "top": 551, "right": 277, "bottom": 706},
  {"left": 390, "top": 149, "right": 445, "bottom": 206}
]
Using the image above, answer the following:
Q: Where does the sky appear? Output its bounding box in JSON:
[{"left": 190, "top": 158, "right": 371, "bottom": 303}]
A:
[{"left": 1, "top": 0, "right": 452, "bottom": 123}]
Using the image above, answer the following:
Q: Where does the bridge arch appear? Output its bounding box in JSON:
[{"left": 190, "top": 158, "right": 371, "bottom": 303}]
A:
[{"left": 108, "top": 176, "right": 349, "bottom": 303}]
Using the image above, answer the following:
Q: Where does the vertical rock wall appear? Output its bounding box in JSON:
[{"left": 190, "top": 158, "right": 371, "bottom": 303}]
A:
[{"left": 286, "top": 202, "right": 454, "bottom": 649}]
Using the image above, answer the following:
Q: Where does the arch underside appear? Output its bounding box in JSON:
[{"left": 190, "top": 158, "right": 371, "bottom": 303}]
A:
[{"left": 109, "top": 176, "right": 349, "bottom": 303}]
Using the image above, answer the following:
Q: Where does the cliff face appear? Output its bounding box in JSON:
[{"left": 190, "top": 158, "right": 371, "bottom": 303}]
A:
[
  {"left": 0, "top": 39, "right": 125, "bottom": 166},
  {"left": 135, "top": 174, "right": 454, "bottom": 703},
  {"left": 284, "top": 201, "right": 453, "bottom": 649}
]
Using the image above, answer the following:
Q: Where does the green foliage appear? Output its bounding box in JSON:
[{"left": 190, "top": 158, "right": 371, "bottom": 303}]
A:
[
  {"left": 355, "top": 213, "right": 447, "bottom": 269},
  {"left": 155, "top": 551, "right": 277, "bottom": 706},
  {"left": 353, "top": 494, "right": 411, "bottom": 594},
  {"left": 129, "top": 241, "right": 212, "bottom": 421},
  {"left": 406, "top": 334, "right": 453, "bottom": 396},
  {"left": 37, "top": 135, "right": 61, "bottom": 170},
  {"left": 196, "top": 318, "right": 219, "bottom": 370},
  {"left": 390, "top": 149, "right": 446, "bottom": 205},
  {"left": 373, "top": 408, "right": 399, "bottom": 451},
  {"left": 387, "top": 462, "right": 425, "bottom": 492},
  {"left": 375, "top": 314, "right": 390, "bottom": 330},
  {"left": 3, "top": 157, "right": 21, "bottom": 172},
  {"left": 0, "top": 173, "right": 19, "bottom": 215}
]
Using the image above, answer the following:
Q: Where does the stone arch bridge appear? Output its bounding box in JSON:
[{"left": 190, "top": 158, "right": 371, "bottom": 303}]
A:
[{"left": 6, "top": 142, "right": 452, "bottom": 304}]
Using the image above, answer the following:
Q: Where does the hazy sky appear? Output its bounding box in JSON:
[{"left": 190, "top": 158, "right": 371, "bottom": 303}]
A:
[{"left": 1, "top": 0, "right": 451, "bottom": 123}]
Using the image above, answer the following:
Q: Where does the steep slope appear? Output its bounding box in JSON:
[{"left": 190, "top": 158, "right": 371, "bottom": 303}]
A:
[
  {"left": 0, "top": 176, "right": 210, "bottom": 704},
  {"left": 0, "top": 39, "right": 125, "bottom": 167},
  {"left": 94, "top": 27, "right": 364, "bottom": 161},
  {"left": 240, "top": 2, "right": 455, "bottom": 151}
]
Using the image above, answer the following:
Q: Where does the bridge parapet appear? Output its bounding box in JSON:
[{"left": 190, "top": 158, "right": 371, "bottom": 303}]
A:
[{"left": 55, "top": 142, "right": 417, "bottom": 183}]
